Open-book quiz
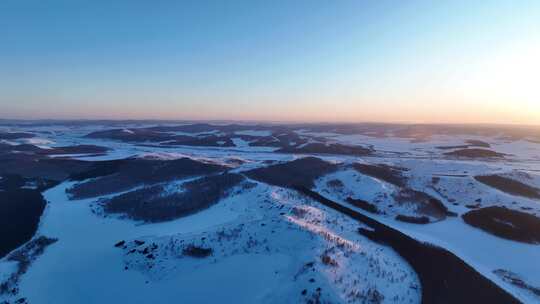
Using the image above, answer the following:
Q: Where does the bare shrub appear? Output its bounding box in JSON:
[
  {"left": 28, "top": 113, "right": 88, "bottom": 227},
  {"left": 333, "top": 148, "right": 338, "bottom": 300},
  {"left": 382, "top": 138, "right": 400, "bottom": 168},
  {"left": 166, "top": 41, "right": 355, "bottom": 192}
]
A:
[{"left": 182, "top": 245, "right": 213, "bottom": 258}]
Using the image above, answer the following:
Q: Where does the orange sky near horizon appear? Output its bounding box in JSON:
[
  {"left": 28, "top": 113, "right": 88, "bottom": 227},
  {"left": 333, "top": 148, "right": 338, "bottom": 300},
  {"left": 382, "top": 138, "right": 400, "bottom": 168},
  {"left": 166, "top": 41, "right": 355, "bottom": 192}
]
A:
[{"left": 1, "top": 1, "right": 539, "bottom": 125}]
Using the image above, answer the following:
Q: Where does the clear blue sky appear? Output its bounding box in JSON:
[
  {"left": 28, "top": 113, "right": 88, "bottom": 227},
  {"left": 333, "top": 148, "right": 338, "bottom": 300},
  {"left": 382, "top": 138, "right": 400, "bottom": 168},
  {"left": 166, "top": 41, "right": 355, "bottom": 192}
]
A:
[{"left": 1, "top": 0, "right": 539, "bottom": 123}]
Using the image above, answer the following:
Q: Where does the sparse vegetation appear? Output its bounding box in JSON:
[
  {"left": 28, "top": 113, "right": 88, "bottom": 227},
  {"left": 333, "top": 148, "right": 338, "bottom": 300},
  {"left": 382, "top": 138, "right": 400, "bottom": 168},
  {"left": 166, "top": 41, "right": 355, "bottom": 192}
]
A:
[
  {"left": 0, "top": 151, "right": 94, "bottom": 181},
  {"left": 352, "top": 163, "right": 408, "bottom": 187},
  {"left": 245, "top": 157, "right": 338, "bottom": 188},
  {"left": 436, "top": 140, "right": 490, "bottom": 150},
  {"left": 0, "top": 236, "right": 57, "bottom": 297},
  {"left": 102, "top": 173, "right": 245, "bottom": 222},
  {"left": 462, "top": 206, "right": 540, "bottom": 244},
  {"left": 182, "top": 245, "right": 213, "bottom": 258},
  {"left": 493, "top": 269, "right": 540, "bottom": 297},
  {"left": 296, "top": 187, "right": 520, "bottom": 304},
  {"left": 277, "top": 143, "right": 373, "bottom": 156},
  {"left": 392, "top": 188, "right": 449, "bottom": 219},
  {"left": 475, "top": 175, "right": 540, "bottom": 199},
  {"left": 320, "top": 253, "right": 338, "bottom": 267},
  {"left": 444, "top": 148, "right": 505, "bottom": 158},
  {"left": 326, "top": 179, "right": 344, "bottom": 189},
  {"left": 346, "top": 197, "right": 380, "bottom": 214},
  {"left": 66, "top": 158, "right": 226, "bottom": 199},
  {"left": 395, "top": 214, "right": 430, "bottom": 224},
  {"left": 0, "top": 132, "right": 35, "bottom": 140}
]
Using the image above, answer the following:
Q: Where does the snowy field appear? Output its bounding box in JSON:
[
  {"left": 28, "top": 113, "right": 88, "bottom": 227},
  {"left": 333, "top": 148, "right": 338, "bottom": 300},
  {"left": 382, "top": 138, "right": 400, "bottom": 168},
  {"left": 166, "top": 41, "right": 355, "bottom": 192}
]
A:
[{"left": 1, "top": 122, "right": 539, "bottom": 304}]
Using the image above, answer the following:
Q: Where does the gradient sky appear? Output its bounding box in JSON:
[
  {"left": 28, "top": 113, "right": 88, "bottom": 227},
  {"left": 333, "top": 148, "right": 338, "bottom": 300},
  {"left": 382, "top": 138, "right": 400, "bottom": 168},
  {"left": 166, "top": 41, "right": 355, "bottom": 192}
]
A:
[{"left": 1, "top": 1, "right": 539, "bottom": 124}]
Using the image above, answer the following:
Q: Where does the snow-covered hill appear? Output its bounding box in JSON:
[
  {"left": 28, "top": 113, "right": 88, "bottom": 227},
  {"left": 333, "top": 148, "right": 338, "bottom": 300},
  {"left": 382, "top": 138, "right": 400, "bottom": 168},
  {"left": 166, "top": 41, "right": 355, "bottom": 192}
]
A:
[{"left": 1, "top": 122, "right": 539, "bottom": 304}]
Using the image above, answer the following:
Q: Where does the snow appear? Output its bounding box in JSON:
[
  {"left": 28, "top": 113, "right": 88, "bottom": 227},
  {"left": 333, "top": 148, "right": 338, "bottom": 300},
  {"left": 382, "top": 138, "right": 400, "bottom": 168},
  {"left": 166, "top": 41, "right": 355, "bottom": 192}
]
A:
[
  {"left": 19, "top": 137, "right": 55, "bottom": 147},
  {"left": 0, "top": 261, "right": 17, "bottom": 282},
  {"left": 318, "top": 166, "right": 540, "bottom": 303},
  {"left": 17, "top": 182, "right": 250, "bottom": 303},
  {"left": 2, "top": 123, "right": 540, "bottom": 303},
  {"left": 0, "top": 139, "right": 18, "bottom": 145},
  {"left": 9, "top": 180, "right": 420, "bottom": 304},
  {"left": 387, "top": 216, "right": 540, "bottom": 304}
]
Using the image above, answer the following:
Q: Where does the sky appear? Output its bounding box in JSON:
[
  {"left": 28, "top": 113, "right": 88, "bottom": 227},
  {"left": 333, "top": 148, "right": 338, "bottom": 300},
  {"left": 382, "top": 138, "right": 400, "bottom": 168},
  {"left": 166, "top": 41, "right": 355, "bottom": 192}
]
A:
[{"left": 1, "top": 0, "right": 539, "bottom": 124}]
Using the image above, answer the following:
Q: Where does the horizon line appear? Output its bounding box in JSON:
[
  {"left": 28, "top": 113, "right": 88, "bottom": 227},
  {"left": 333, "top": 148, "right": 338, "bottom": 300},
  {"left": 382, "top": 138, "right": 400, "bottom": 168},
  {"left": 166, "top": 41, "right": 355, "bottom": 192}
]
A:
[{"left": 1, "top": 117, "right": 540, "bottom": 128}]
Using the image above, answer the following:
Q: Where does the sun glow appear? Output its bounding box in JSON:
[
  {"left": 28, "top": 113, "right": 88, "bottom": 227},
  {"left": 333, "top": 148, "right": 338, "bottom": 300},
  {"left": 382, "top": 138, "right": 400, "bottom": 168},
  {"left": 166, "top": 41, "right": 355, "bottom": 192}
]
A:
[{"left": 467, "top": 39, "right": 539, "bottom": 107}]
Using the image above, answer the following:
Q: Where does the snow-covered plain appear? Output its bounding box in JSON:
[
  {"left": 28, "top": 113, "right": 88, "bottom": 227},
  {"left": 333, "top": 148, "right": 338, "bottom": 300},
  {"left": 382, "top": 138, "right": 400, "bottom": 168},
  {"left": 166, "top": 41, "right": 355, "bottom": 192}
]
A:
[{"left": 1, "top": 123, "right": 540, "bottom": 304}]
